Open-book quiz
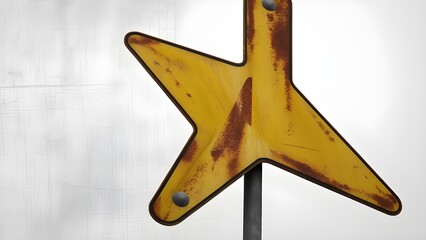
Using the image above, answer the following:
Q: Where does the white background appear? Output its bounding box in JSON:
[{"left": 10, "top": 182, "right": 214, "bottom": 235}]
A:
[{"left": 0, "top": 0, "right": 425, "bottom": 239}]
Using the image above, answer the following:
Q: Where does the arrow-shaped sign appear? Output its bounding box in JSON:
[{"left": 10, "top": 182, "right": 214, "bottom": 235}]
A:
[{"left": 125, "top": 0, "right": 401, "bottom": 225}]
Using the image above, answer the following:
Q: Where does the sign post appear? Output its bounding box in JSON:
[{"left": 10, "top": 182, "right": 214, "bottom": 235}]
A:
[{"left": 244, "top": 164, "right": 262, "bottom": 240}]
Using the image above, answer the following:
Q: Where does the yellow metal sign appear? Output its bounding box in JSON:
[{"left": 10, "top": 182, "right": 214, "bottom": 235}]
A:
[{"left": 125, "top": 0, "right": 401, "bottom": 225}]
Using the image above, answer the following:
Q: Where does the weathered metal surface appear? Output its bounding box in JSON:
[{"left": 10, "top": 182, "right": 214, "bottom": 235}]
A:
[{"left": 125, "top": 0, "right": 401, "bottom": 225}]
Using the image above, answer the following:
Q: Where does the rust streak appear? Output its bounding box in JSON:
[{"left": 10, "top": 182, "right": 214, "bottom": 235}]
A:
[
  {"left": 247, "top": 0, "right": 256, "bottom": 51},
  {"left": 267, "top": 13, "right": 274, "bottom": 22},
  {"left": 309, "top": 111, "right": 335, "bottom": 142},
  {"left": 181, "top": 179, "right": 196, "bottom": 193},
  {"left": 316, "top": 120, "right": 335, "bottom": 142},
  {"left": 211, "top": 148, "right": 223, "bottom": 161},
  {"left": 154, "top": 197, "right": 170, "bottom": 221},
  {"left": 270, "top": 1, "right": 291, "bottom": 75},
  {"left": 164, "top": 210, "right": 171, "bottom": 221},
  {"left": 228, "top": 158, "right": 239, "bottom": 177},
  {"left": 180, "top": 164, "right": 206, "bottom": 194},
  {"left": 330, "top": 180, "right": 351, "bottom": 191},
  {"left": 211, "top": 77, "right": 253, "bottom": 177},
  {"left": 272, "top": 151, "right": 351, "bottom": 191},
  {"left": 366, "top": 192, "right": 398, "bottom": 210},
  {"left": 128, "top": 35, "right": 160, "bottom": 46},
  {"left": 269, "top": 1, "right": 292, "bottom": 111},
  {"left": 285, "top": 79, "right": 292, "bottom": 111},
  {"left": 182, "top": 140, "right": 198, "bottom": 162},
  {"left": 242, "top": 77, "right": 253, "bottom": 126}
]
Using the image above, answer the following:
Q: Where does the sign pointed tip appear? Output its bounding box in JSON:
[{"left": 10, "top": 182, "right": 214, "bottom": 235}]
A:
[{"left": 387, "top": 194, "right": 402, "bottom": 215}]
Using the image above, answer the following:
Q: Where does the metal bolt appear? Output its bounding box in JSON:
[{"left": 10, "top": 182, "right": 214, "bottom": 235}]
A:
[
  {"left": 172, "top": 191, "right": 189, "bottom": 207},
  {"left": 262, "top": 0, "right": 276, "bottom": 11}
]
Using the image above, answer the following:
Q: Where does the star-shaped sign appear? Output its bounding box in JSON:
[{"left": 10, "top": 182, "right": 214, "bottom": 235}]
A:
[{"left": 125, "top": 0, "right": 401, "bottom": 225}]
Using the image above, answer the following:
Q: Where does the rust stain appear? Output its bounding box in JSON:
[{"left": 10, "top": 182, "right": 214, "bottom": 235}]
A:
[
  {"left": 128, "top": 35, "right": 164, "bottom": 63},
  {"left": 247, "top": 0, "right": 256, "bottom": 51},
  {"left": 309, "top": 110, "right": 335, "bottom": 142},
  {"left": 285, "top": 79, "right": 292, "bottom": 111},
  {"left": 242, "top": 78, "right": 253, "bottom": 126},
  {"left": 330, "top": 180, "right": 351, "bottom": 191},
  {"left": 163, "top": 210, "right": 171, "bottom": 221},
  {"left": 287, "top": 122, "right": 293, "bottom": 136},
  {"left": 186, "top": 93, "right": 192, "bottom": 98},
  {"left": 152, "top": 197, "right": 171, "bottom": 220},
  {"left": 211, "top": 77, "right": 253, "bottom": 176},
  {"left": 316, "top": 120, "right": 335, "bottom": 142},
  {"left": 174, "top": 61, "right": 186, "bottom": 71},
  {"left": 267, "top": 13, "right": 274, "bottom": 22},
  {"left": 369, "top": 185, "right": 398, "bottom": 210},
  {"left": 227, "top": 157, "right": 239, "bottom": 178},
  {"left": 270, "top": 1, "right": 291, "bottom": 75},
  {"left": 372, "top": 194, "right": 397, "bottom": 210},
  {"left": 180, "top": 164, "right": 206, "bottom": 194},
  {"left": 268, "top": 1, "right": 292, "bottom": 111},
  {"left": 163, "top": 67, "right": 181, "bottom": 88},
  {"left": 366, "top": 191, "right": 398, "bottom": 210},
  {"left": 128, "top": 35, "right": 159, "bottom": 46},
  {"left": 228, "top": 159, "right": 239, "bottom": 178},
  {"left": 182, "top": 140, "right": 198, "bottom": 162},
  {"left": 181, "top": 179, "right": 196, "bottom": 193},
  {"left": 272, "top": 150, "right": 351, "bottom": 191},
  {"left": 153, "top": 197, "right": 171, "bottom": 221},
  {"left": 153, "top": 197, "right": 162, "bottom": 215},
  {"left": 211, "top": 147, "right": 223, "bottom": 161}
]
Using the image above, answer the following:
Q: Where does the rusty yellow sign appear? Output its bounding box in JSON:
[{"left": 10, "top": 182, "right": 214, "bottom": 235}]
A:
[{"left": 125, "top": 0, "right": 401, "bottom": 225}]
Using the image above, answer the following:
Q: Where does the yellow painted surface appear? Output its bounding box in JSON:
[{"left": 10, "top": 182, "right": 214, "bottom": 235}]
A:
[{"left": 126, "top": 0, "right": 401, "bottom": 225}]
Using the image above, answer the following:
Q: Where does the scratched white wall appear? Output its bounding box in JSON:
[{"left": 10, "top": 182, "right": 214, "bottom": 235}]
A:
[{"left": 0, "top": 0, "right": 425, "bottom": 239}]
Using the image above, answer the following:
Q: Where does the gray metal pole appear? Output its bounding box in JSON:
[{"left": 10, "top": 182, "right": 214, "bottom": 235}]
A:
[{"left": 243, "top": 164, "right": 262, "bottom": 240}]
